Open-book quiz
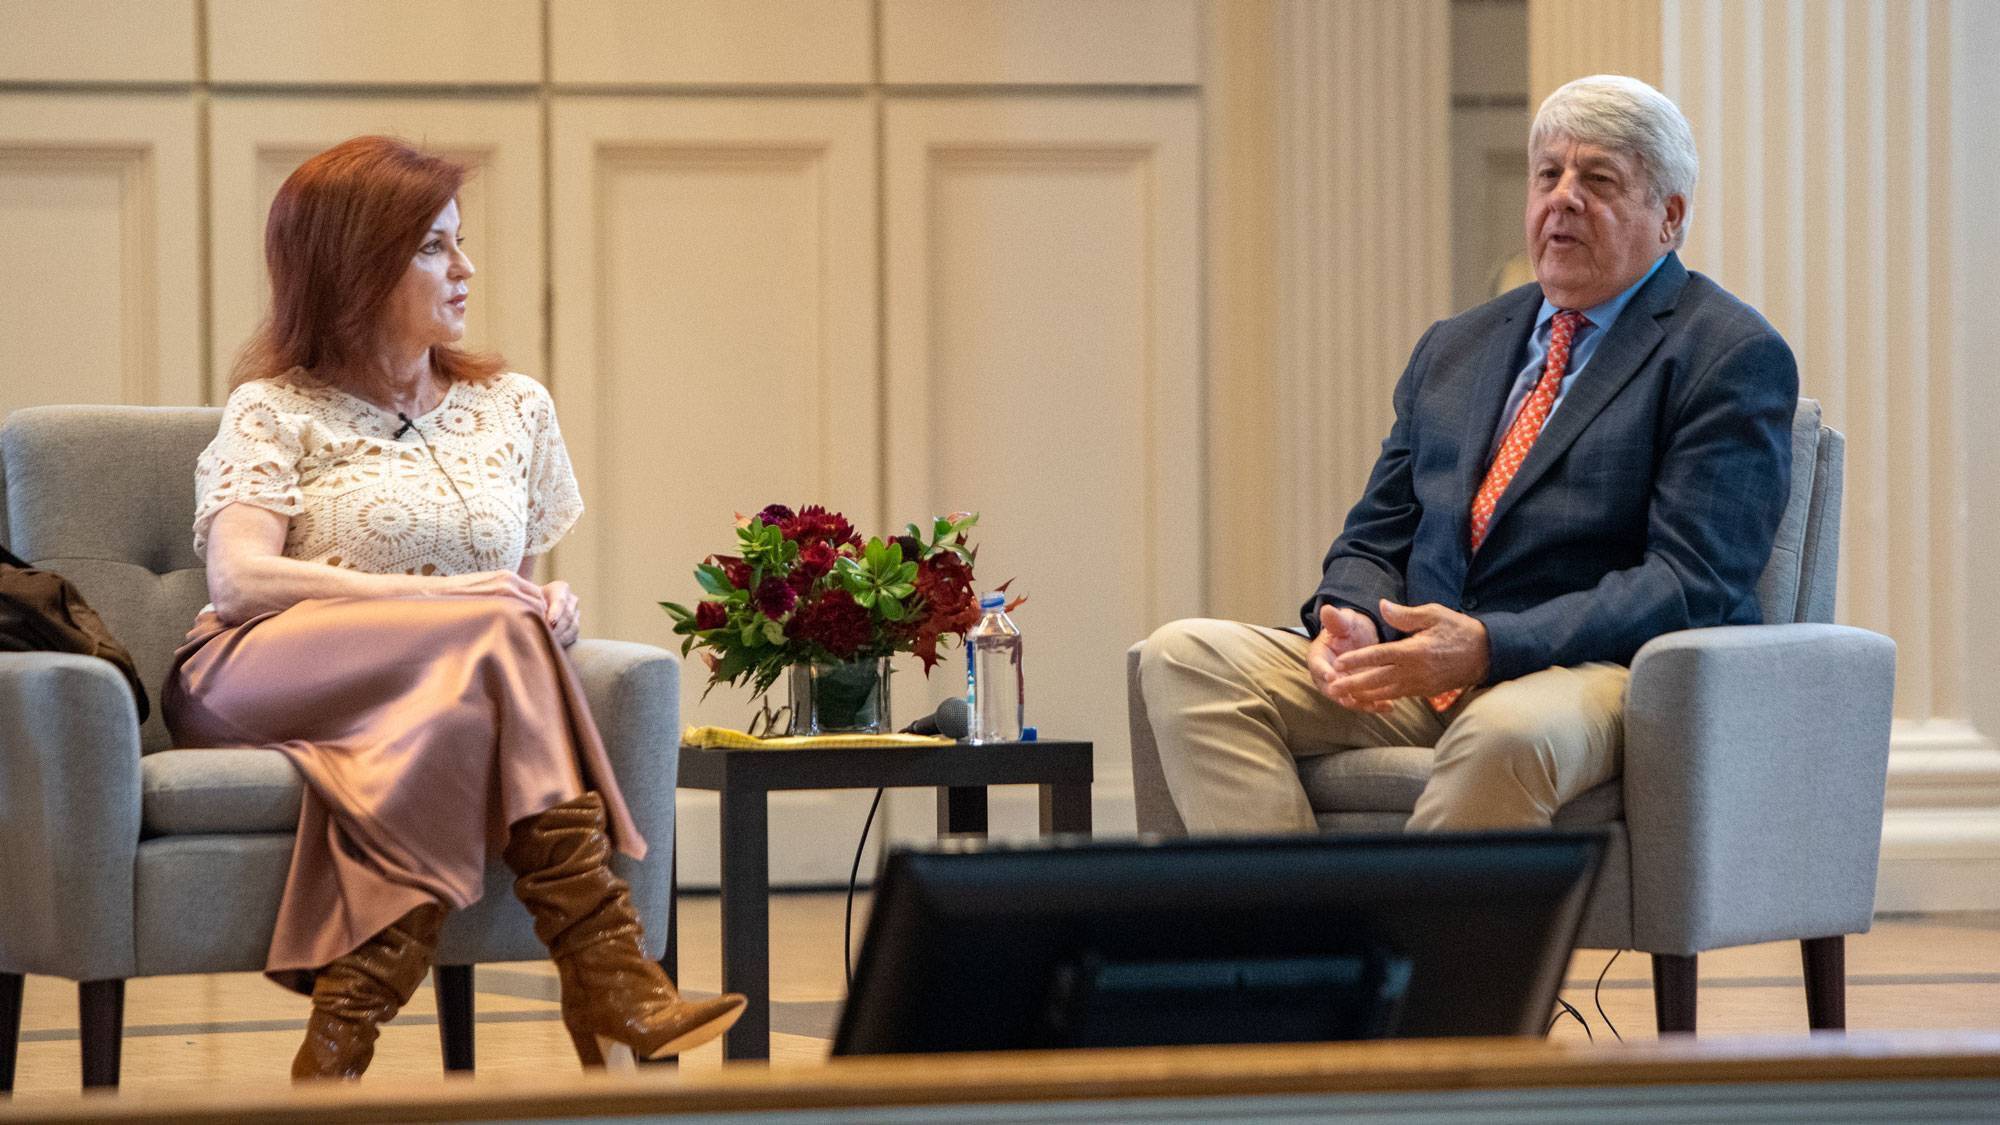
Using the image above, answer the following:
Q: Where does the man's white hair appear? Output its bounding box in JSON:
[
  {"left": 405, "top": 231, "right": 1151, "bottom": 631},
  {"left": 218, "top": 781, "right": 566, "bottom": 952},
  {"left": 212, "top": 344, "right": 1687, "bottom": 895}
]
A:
[{"left": 1531, "top": 75, "right": 1698, "bottom": 247}]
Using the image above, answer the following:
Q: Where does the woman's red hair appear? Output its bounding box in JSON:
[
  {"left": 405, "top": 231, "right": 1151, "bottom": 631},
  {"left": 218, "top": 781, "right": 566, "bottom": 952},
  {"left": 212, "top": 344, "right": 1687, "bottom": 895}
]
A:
[{"left": 231, "top": 135, "right": 504, "bottom": 391}]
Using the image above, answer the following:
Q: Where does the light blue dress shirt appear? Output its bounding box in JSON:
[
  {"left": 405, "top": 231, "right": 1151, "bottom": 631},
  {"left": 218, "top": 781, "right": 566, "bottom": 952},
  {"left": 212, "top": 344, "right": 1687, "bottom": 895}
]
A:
[{"left": 1485, "top": 254, "right": 1668, "bottom": 462}]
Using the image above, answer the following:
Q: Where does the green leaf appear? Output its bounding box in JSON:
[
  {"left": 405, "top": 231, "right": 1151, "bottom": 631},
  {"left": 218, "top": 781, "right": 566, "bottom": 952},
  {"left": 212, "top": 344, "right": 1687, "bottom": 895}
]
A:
[
  {"left": 695, "top": 564, "right": 733, "bottom": 595},
  {"left": 934, "top": 516, "right": 953, "bottom": 540},
  {"left": 716, "top": 647, "right": 750, "bottom": 683},
  {"left": 879, "top": 598, "right": 906, "bottom": 622},
  {"left": 895, "top": 561, "right": 918, "bottom": 584},
  {"left": 761, "top": 618, "right": 786, "bottom": 646},
  {"left": 854, "top": 589, "right": 877, "bottom": 609},
  {"left": 660, "top": 600, "right": 691, "bottom": 621}
]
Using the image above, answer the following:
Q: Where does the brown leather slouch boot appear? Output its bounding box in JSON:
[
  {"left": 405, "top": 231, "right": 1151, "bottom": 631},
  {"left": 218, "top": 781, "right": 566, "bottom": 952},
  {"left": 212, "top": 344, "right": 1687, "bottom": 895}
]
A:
[
  {"left": 504, "top": 793, "right": 745, "bottom": 1066},
  {"left": 291, "top": 902, "right": 446, "bottom": 1080}
]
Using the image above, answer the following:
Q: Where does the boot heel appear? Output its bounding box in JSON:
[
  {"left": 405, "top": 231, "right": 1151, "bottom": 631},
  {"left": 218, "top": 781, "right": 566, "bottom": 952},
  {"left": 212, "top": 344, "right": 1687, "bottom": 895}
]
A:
[
  {"left": 567, "top": 1024, "right": 604, "bottom": 1067},
  {"left": 595, "top": 1035, "right": 637, "bottom": 1071}
]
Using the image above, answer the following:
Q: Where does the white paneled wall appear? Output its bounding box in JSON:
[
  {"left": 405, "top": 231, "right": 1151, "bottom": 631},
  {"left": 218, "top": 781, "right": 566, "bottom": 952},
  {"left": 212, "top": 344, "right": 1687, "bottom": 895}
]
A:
[
  {"left": 879, "top": 96, "right": 1202, "bottom": 841},
  {"left": 551, "top": 95, "right": 884, "bottom": 886},
  {"left": 0, "top": 95, "right": 203, "bottom": 413},
  {"left": 549, "top": 0, "right": 874, "bottom": 86},
  {"left": 0, "top": 0, "right": 1205, "bottom": 887},
  {"left": 206, "top": 0, "right": 544, "bottom": 86}
]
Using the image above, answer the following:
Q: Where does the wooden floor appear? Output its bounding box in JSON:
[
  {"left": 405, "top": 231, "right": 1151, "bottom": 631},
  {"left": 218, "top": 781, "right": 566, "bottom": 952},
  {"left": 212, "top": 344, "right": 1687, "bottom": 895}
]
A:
[{"left": 8, "top": 896, "right": 2000, "bottom": 1100}]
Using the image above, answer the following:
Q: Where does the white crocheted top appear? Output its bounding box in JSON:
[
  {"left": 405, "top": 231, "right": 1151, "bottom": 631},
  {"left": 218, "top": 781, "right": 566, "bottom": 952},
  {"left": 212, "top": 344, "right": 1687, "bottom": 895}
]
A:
[{"left": 193, "top": 370, "right": 583, "bottom": 575}]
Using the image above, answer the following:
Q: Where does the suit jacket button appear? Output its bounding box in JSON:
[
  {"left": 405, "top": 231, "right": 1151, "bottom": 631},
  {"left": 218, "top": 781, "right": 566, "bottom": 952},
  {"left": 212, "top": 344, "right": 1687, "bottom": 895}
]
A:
[{"left": 1463, "top": 596, "right": 1479, "bottom": 610}]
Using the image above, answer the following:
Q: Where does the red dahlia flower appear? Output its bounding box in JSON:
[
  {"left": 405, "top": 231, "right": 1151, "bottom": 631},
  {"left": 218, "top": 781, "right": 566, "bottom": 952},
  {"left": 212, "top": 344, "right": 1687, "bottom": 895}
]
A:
[
  {"left": 796, "top": 540, "right": 838, "bottom": 579},
  {"left": 781, "top": 504, "right": 858, "bottom": 547},
  {"left": 694, "top": 601, "right": 728, "bottom": 630},
  {"left": 754, "top": 576, "right": 797, "bottom": 619},
  {"left": 791, "top": 588, "right": 873, "bottom": 658}
]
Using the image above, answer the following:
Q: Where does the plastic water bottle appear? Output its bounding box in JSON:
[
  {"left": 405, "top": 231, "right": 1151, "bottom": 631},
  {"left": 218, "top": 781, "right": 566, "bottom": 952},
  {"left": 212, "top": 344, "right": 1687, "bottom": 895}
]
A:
[{"left": 965, "top": 592, "right": 1023, "bottom": 743}]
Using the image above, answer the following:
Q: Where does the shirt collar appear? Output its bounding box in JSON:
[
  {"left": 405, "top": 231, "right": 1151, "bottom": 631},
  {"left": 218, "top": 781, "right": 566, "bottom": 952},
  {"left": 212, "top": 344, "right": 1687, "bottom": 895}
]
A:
[{"left": 1534, "top": 253, "right": 1668, "bottom": 334}]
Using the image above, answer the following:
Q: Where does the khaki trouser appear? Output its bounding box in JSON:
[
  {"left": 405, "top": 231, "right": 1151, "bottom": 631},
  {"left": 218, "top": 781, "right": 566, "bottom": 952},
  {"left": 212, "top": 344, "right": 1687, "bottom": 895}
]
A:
[{"left": 1138, "top": 618, "right": 1629, "bottom": 832}]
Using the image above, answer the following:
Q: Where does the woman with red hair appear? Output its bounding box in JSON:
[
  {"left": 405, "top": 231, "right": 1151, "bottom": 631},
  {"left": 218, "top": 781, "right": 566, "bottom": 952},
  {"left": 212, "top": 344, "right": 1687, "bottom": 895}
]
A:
[{"left": 165, "top": 136, "right": 742, "bottom": 1079}]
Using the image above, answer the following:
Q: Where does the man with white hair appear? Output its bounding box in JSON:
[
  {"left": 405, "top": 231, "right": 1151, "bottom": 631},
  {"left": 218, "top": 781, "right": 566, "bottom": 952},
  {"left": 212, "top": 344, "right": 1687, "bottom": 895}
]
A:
[{"left": 1142, "top": 75, "right": 1797, "bottom": 831}]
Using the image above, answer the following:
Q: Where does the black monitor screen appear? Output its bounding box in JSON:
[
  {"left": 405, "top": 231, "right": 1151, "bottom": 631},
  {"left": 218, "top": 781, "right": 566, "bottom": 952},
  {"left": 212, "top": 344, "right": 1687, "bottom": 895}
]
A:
[{"left": 833, "top": 831, "right": 1606, "bottom": 1055}]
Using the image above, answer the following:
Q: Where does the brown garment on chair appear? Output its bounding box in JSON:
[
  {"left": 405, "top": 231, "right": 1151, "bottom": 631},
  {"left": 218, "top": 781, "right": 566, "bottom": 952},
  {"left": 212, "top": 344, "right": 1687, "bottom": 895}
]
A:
[
  {"left": 162, "top": 594, "right": 646, "bottom": 994},
  {"left": 0, "top": 544, "right": 150, "bottom": 721}
]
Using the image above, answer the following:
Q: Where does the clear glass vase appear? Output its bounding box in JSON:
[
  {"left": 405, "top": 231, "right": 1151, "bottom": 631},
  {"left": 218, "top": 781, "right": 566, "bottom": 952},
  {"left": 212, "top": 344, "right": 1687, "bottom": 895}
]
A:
[{"left": 787, "top": 656, "right": 892, "bottom": 735}]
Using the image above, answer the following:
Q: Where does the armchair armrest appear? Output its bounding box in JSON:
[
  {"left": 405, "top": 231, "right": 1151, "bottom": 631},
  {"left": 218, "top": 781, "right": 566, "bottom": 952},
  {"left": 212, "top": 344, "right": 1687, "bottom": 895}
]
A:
[
  {"left": 1622, "top": 623, "right": 1896, "bottom": 954},
  {"left": 567, "top": 638, "right": 680, "bottom": 954},
  {"left": 0, "top": 652, "right": 143, "bottom": 980}
]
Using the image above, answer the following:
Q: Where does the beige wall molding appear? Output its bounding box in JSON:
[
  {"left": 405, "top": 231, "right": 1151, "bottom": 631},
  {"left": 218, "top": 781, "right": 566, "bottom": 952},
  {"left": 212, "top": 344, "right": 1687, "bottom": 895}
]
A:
[
  {"left": 0, "top": 94, "right": 202, "bottom": 414},
  {"left": 0, "top": 0, "right": 199, "bottom": 85},
  {"left": 879, "top": 94, "right": 1202, "bottom": 842},
  {"left": 206, "top": 0, "right": 543, "bottom": 87},
  {"left": 881, "top": 0, "right": 1201, "bottom": 87},
  {"left": 550, "top": 0, "right": 873, "bottom": 88}
]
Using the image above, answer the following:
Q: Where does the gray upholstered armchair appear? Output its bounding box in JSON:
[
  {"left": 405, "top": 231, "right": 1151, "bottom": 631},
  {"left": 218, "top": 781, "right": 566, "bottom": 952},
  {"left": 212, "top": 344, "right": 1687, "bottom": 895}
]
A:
[
  {"left": 0, "top": 405, "right": 682, "bottom": 1090},
  {"left": 1127, "top": 399, "right": 1896, "bottom": 1034}
]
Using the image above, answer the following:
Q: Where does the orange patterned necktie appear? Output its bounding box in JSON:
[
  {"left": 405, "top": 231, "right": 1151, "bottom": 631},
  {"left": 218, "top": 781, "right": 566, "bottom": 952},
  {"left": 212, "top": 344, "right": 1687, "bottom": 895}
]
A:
[{"left": 1430, "top": 308, "right": 1587, "bottom": 712}]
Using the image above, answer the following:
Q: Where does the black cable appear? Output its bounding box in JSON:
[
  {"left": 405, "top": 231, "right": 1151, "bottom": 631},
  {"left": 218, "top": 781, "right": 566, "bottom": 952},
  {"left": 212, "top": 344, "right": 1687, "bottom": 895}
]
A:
[
  {"left": 843, "top": 787, "right": 885, "bottom": 991},
  {"left": 1547, "top": 995, "right": 1593, "bottom": 1042},
  {"left": 1594, "top": 949, "right": 1624, "bottom": 1042}
]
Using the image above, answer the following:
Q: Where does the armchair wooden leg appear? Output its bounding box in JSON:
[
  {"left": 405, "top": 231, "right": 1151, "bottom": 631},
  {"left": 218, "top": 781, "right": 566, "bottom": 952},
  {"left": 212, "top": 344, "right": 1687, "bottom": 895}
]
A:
[
  {"left": 77, "top": 979, "right": 123, "bottom": 1089},
  {"left": 434, "top": 965, "right": 475, "bottom": 1072},
  {"left": 2, "top": 972, "right": 22, "bottom": 1094},
  {"left": 1801, "top": 935, "right": 1847, "bottom": 1032},
  {"left": 663, "top": 847, "right": 678, "bottom": 985},
  {"left": 1651, "top": 953, "right": 1697, "bottom": 1035}
]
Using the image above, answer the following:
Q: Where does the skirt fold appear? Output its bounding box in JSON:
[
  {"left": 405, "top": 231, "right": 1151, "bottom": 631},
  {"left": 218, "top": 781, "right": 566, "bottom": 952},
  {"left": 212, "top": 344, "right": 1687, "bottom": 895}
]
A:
[{"left": 163, "top": 595, "right": 645, "bottom": 991}]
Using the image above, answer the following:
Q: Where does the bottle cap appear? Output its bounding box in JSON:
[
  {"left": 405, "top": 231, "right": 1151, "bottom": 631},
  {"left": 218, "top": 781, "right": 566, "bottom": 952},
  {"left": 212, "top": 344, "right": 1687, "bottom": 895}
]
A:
[{"left": 979, "top": 592, "right": 1006, "bottom": 610}]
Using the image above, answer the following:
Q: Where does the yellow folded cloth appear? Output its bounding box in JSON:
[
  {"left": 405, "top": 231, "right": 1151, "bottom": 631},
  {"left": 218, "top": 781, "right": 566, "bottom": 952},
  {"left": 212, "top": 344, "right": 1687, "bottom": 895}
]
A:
[{"left": 683, "top": 726, "right": 954, "bottom": 751}]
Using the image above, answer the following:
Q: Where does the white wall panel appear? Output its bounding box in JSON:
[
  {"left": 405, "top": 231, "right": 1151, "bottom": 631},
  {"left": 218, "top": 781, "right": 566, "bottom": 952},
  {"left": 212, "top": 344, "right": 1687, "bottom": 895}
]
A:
[
  {"left": 0, "top": 95, "right": 202, "bottom": 411},
  {"left": 207, "top": 0, "right": 542, "bottom": 86},
  {"left": 882, "top": 0, "right": 1200, "bottom": 86},
  {"left": 206, "top": 97, "right": 544, "bottom": 399},
  {"left": 551, "top": 96, "right": 879, "bottom": 886},
  {"left": 0, "top": 0, "right": 198, "bottom": 84},
  {"left": 884, "top": 96, "right": 1202, "bottom": 836},
  {"left": 550, "top": 0, "right": 872, "bottom": 87}
]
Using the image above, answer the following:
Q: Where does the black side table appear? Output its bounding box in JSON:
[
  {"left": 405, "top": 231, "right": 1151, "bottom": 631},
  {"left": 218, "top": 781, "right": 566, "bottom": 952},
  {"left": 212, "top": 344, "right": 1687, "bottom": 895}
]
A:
[{"left": 669, "top": 739, "right": 1093, "bottom": 1061}]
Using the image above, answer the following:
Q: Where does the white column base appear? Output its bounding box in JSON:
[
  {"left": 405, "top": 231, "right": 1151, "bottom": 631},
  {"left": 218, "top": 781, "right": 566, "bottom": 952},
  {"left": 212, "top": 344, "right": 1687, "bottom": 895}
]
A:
[{"left": 1875, "top": 720, "right": 2000, "bottom": 912}]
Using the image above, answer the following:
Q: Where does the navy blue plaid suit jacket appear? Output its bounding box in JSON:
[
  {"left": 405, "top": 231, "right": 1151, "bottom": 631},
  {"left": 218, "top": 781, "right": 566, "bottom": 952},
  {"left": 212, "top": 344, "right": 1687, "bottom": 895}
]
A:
[{"left": 1302, "top": 253, "right": 1799, "bottom": 685}]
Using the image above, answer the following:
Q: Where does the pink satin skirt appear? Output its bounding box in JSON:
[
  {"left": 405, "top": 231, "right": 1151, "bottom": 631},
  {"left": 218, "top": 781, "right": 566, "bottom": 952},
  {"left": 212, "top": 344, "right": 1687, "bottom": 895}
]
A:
[{"left": 162, "top": 595, "right": 646, "bottom": 993}]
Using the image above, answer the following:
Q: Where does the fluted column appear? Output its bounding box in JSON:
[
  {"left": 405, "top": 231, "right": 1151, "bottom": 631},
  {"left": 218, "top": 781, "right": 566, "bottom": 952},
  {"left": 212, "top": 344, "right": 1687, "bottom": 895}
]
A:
[
  {"left": 1528, "top": 0, "right": 1663, "bottom": 106},
  {"left": 1274, "top": 0, "right": 1452, "bottom": 601},
  {"left": 1531, "top": 0, "right": 2000, "bottom": 908}
]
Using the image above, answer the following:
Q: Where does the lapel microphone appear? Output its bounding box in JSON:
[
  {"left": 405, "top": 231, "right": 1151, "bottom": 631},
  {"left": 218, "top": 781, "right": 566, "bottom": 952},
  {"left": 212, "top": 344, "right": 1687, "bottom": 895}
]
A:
[{"left": 394, "top": 412, "right": 415, "bottom": 439}]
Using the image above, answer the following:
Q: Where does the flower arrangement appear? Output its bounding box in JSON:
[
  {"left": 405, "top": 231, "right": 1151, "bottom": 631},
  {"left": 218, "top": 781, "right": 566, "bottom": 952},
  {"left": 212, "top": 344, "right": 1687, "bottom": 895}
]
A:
[{"left": 661, "top": 505, "right": 988, "bottom": 700}]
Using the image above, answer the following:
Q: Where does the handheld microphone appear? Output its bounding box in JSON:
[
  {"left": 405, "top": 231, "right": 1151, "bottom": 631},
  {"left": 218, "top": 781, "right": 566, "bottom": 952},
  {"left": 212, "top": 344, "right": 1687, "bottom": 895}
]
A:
[
  {"left": 393, "top": 412, "right": 415, "bottom": 439},
  {"left": 903, "top": 695, "right": 972, "bottom": 739}
]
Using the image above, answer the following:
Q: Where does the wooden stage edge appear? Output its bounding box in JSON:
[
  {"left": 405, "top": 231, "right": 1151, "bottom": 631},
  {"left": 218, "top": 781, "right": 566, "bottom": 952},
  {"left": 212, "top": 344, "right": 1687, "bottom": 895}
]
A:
[{"left": 6, "top": 1034, "right": 2000, "bottom": 1123}]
